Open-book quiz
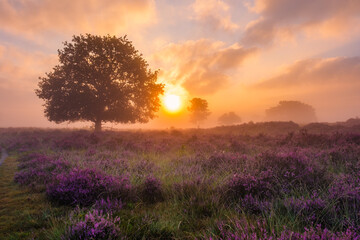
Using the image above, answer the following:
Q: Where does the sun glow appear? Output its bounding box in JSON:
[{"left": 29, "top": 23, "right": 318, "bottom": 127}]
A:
[{"left": 163, "top": 93, "right": 182, "bottom": 113}]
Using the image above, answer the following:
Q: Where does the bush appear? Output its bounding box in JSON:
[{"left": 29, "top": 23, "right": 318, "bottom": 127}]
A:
[
  {"left": 54, "top": 132, "right": 89, "bottom": 150},
  {"left": 139, "top": 176, "right": 164, "bottom": 203},
  {"left": 327, "top": 174, "right": 360, "bottom": 227},
  {"left": 202, "top": 152, "right": 246, "bottom": 172},
  {"left": 284, "top": 196, "right": 326, "bottom": 224},
  {"left": 94, "top": 198, "right": 124, "bottom": 213},
  {"left": 207, "top": 219, "right": 360, "bottom": 240},
  {"left": 226, "top": 170, "right": 275, "bottom": 200},
  {"left": 14, "top": 154, "right": 70, "bottom": 187},
  {"left": 278, "top": 225, "right": 360, "bottom": 240},
  {"left": 237, "top": 194, "right": 271, "bottom": 215},
  {"left": 17, "top": 153, "right": 52, "bottom": 169},
  {"left": 47, "top": 168, "right": 131, "bottom": 206},
  {"left": 257, "top": 151, "right": 328, "bottom": 191},
  {"left": 62, "top": 210, "right": 123, "bottom": 240}
]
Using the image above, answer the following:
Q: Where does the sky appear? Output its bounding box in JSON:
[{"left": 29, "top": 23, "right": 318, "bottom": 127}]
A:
[{"left": 0, "top": 0, "right": 360, "bottom": 129}]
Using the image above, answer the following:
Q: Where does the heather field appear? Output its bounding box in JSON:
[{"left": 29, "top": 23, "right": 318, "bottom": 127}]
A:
[{"left": 1, "top": 122, "right": 360, "bottom": 239}]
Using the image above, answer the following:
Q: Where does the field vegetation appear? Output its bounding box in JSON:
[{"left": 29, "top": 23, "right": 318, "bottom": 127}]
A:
[{"left": 0, "top": 121, "right": 360, "bottom": 239}]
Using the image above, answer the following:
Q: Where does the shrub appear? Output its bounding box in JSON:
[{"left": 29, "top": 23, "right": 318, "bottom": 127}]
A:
[
  {"left": 14, "top": 154, "right": 70, "bottom": 187},
  {"left": 62, "top": 210, "right": 123, "bottom": 240},
  {"left": 202, "top": 152, "right": 246, "bottom": 172},
  {"left": 54, "top": 132, "right": 89, "bottom": 150},
  {"left": 85, "top": 147, "right": 97, "bottom": 157},
  {"left": 257, "top": 151, "right": 328, "bottom": 190},
  {"left": 327, "top": 174, "right": 360, "bottom": 227},
  {"left": 132, "top": 160, "right": 157, "bottom": 178},
  {"left": 278, "top": 225, "right": 360, "bottom": 240},
  {"left": 226, "top": 170, "right": 275, "bottom": 200},
  {"left": 207, "top": 219, "right": 360, "bottom": 240},
  {"left": 47, "top": 168, "right": 131, "bottom": 206},
  {"left": 16, "top": 153, "right": 52, "bottom": 169},
  {"left": 284, "top": 196, "right": 326, "bottom": 224},
  {"left": 94, "top": 198, "right": 124, "bottom": 213},
  {"left": 328, "top": 174, "right": 360, "bottom": 206},
  {"left": 139, "top": 176, "right": 164, "bottom": 203},
  {"left": 14, "top": 168, "right": 49, "bottom": 186},
  {"left": 237, "top": 194, "right": 271, "bottom": 215}
]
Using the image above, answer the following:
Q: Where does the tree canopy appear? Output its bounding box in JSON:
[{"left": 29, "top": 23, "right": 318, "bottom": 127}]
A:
[
  {"left": 36, "top": 34, "right": 164, "bottom": 131},
  {"left": 265, "top": 100, "right": 317, "bottom": 123},
  {"left": 188, "top": 98, "right": 211, "bottom": 127},
  {"left": 218, "top": 112, "right": 241, "bottom": 125}
]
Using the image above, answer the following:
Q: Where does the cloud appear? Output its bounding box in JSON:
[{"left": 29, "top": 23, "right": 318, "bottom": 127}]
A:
[
  {"left": 0, "top": 0, "right": 156, "bottom": 38},
  {"left": 242, "top": 0, "right": 360, "bottom": 46},
  {"left": 256, "top": 57, "right": 360, "bottom": 89},
  {"left": 0, "top": 44, "right": 59, "bottom": 127},
  {"left": 191, "top": 0, "right": 239, "bottom": 32},
  {"left": 0, "top": 44, "right": 57, "bottom": 90},
  {"left": 250, "top": 56, "right": 360, "bottom": 122},
  {"left": 152, "top": 39, "right": 257, "bottom": 95}
]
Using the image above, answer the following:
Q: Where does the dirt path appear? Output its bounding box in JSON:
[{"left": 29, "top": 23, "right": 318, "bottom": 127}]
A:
[
  {"left": 0, "top": 148, "right": 8, "bottom": 165},
  {"left": 0, "top": 152, "right": 68, "bottom": 239},
  {"left": 0, "top": 155, "right": 51, "bottom": 238}
]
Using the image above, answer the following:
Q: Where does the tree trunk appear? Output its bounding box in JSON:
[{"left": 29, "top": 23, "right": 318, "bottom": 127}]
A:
[{"left": 94, "top": 120, "right": 102, "bottom": 132}]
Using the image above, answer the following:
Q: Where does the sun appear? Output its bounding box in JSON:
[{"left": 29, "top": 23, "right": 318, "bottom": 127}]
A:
[{"left": 163, "top": 93, "right": 182, "bottom": 113}]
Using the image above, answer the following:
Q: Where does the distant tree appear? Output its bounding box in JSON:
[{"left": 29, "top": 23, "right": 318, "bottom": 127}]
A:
[
  {"left": 36, "top": 34, "right": 164, "bottom": 131},
  {"left": 265, "top": 100, "right": 317, "bottom": 123},
  {"left": 344, "top": 117, "right": 360, "bottom": 127},
  {"left": 188, "top": 98, "right": 211, "bottom": 127},
  {"left": 218, "top": 112, "right": 241, "bottom": 125}
]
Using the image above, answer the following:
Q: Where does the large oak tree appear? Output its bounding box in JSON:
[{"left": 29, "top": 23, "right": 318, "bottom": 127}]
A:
[{"left": 36, "top": 34, "right": 164, "bottom": 131}]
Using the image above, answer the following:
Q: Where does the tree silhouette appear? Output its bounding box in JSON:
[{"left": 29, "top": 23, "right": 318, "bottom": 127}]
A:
[
  {"left": 218, "top": 112, "right": 241, "bottom": 125},
  {"left": 265, "top": 100, "right": 317, "bottom": 123},
  {"left": 188, "top": 98, "right": 211, "bottom": 127},
  {"left": 36, "top": 34, "right": 164, "bottom": 131}
]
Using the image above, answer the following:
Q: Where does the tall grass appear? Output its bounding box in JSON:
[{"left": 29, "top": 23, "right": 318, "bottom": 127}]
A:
[{"left": 0, "top": 126, "right": 359, "bottom": 239}]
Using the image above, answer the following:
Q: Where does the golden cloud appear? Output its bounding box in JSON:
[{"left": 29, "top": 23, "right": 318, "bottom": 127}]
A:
[
  {"left": 0, "top": 0, "right": 157, "bottom": 38},
  {"left": 242, "top": 0, "right": 360, "bottom": 46},
  {"left": 256, "top": 57, "right": 360, "bottom": 89},
  {"left": 247, "top": 56, "right": 360, "bottom": 121},
  {"left": 152, "top": 39, "right": 257, "bottom": 95},
  {"left": 191, "top": 0, "right": 239, "bottom": 32}
]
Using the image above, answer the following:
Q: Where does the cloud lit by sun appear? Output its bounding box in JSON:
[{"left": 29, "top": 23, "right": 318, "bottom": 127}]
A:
[{"left": 1, "top": 0, "right": 360, "bottom": 128}]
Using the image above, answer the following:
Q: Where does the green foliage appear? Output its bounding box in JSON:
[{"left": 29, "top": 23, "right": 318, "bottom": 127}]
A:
[{"left": 36, "top": 34, "right": 164, "bottom": 131}]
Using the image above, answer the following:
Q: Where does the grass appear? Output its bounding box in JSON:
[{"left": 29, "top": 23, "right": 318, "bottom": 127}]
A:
[
  {"left": 0, "top": 152, "right": 226, "bottom": 239},
  {"left": 0, "top": 154, "right": 219, "bottom": 239},
  {"left": 1, "top": 129, "right": 359, "bottom": 239},
  {"left": 0, "top": 155, "right": 69, "bottom": 240}
]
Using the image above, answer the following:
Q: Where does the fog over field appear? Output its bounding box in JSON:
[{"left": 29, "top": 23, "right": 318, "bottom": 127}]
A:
[
  {"left": 1, "top": 2, "right": 360, "bottom": 238},
  {"left": 0, "top": 0, "right": 360, "bottom": 129}
]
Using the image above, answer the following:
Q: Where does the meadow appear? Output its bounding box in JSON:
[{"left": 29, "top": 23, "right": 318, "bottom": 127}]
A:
[{"left": 0, "top": 121, "right": 360, "bottom": 239}]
